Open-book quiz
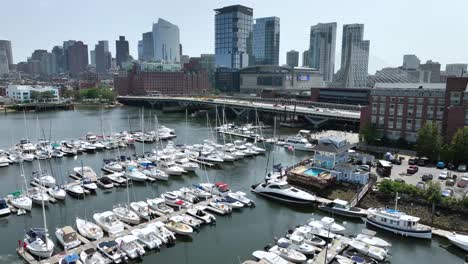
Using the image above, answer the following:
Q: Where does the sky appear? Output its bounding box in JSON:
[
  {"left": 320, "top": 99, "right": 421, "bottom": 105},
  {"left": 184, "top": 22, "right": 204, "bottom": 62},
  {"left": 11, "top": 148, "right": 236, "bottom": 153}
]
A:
[{"left": 1, "top": 0, "right": 467, "bottom": 73}]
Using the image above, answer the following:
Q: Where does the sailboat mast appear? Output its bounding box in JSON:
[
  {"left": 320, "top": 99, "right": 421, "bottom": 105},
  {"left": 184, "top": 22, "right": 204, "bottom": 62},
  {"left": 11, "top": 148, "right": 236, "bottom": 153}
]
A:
[{"left": 142, "top": 107, "right": 145, "bottom": 155}]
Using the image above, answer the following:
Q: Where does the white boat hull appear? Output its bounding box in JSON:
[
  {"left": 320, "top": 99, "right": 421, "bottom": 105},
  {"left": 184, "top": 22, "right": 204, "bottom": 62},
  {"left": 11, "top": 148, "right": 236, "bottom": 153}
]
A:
[{"left": 364, "top": 218, "right": 432, "bottom": 239}]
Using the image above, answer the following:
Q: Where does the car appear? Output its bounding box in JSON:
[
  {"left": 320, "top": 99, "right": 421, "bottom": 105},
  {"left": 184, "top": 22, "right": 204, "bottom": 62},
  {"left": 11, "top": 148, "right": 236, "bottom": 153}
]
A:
[
  {"left": 408, "top": 157, "right": 417, "bottom": 165},
  {"left": 446, "top": 179, "right": 455, "bottom": 187},
  {"left": 422, "top": 173, "right": 433, "bottom": 181},
  {"left": 416, "top": 181, "right": 426, "bottom": 190},
  {"left": 457, "top": 164, "right": 467, "bottom": 172},
  {"left": 417, "top": 157, "right": 429, "bottom": 166},
  {"left": 407, "top": 165, "right": 419, "bottom": 174},
  {"left": 439, "top": 170, "right": 449, "bottom": 180},
  {"left": 447, "top": 163, "right": 456, "bottom": 170},
  {"left": 458, "top": 180, "right": 467, "bottom": 188},
  {"left": 441, "top": 188, "right": 453, "bottom": 198},
  {"left": 394, "top": 178, "right": 405, "bottom": 184},
  {"left": 436, "top": 161, "right": 446, "bottom": 169},
  {"left": 390, "top": 159, "right": 402, "bottom": 165}
]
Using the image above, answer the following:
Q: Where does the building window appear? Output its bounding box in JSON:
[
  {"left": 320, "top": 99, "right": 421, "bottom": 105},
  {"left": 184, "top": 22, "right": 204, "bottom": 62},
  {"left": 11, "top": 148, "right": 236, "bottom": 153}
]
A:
[
  {"left": 415, "top": 119, "right": 422, "bottom": 130},
  {"left": 396, "top": 118, "right": 402, "bottom": 129},
  {"left": 398, "top": 97, "right": 404, "bottom": 103},
  {"left": 429, "top": 98, "right": 435, "bottom": 105},
  {"left": 390, "top": 97, "right": 396, "bottom": 103},
  {"left": 378, "top": 117, "right": 385, "bottom": 128},
  {"left": 371, "top": 115, "right": 377, "bottom": 125},
  {"left": 408, "top": 98, "right": 414, "bottom": 104}
]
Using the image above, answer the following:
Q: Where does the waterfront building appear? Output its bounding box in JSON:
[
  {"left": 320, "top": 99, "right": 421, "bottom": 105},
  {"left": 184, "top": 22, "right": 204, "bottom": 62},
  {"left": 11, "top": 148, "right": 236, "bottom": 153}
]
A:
[
  {"left": 152, "top": 18, "right": 180, "bottom": 63},
  {"left": 0, "top": 40, "right": 13, "bottom": 70},
  {"left": 333, "top": 24, "right": 370, "bottom": 88},
  {"left": 445, "top": 63, "right": 467, "bottom": 77},
  {"left": 252, "top": 17, "right": 280, "bottom": 66},
  {"left": 286, "top": 50, "right": 299, "bottom": 67},
  {"left": 310, "top": 87, "right": 370, "bottom": 105},
  {"left": 6, "top": 85, "right": 59, "bottom": 103},
  {"left": 116, "top": 36, "right": 129, "bottom": 68},
  {"left": 95, "top": 41, "right": 111, "bottom": 73},
  {"left": 309, "top": 23, "right": 336, "bottom": 82},
  {"left": 302, "top": 50, "right": 309, "bottom": 67},
  {"left": 66, "top": 41, "right": 88, "bottom": 76}
]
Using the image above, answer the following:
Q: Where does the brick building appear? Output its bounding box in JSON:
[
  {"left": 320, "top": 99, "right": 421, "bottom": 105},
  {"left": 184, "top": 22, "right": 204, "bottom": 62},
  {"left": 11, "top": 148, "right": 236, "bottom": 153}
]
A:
[{"left": 360, "top": 77, "right": 468, "bottom": 143}]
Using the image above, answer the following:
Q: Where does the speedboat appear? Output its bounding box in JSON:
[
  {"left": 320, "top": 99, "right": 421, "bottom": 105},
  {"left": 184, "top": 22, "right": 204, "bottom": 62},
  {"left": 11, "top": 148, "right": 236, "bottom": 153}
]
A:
[
  {"left": 124, "top": 166, "right": 148, "bottom": 182},
  {"left": 342, "top": 249, "right": 378, "bottom": 264},
  {"left": 172, "top": 190, "right": 200, "bottom": 204},
  {"left": 318, "top": 199, "right": 368, "bottom": 219},
  {"left": 113, "top": 204, "right": 141, "bottom": 225},
  {"left": 446, "top": 233, "right": 468, "bottom": 252},
  {"left": 97, "top": 240, "right": 127, "bottom": 264},
  {"left": 76, "top": 218, "right": 104, "bottom": 240},
  {"left": 355, "top": 229, "right": 391, "bottom": 249},
  {"left": 365, "top": 208, "right": 432, "bottom": 239},
  {"left": 252, "top": 251, "right": 289, "bottom": 264},
  {"left": 174, "top": 158, "right": 199, "bottom": 171},
  {"left": 169, "top": 214, "right": 203, "bottom": 230},
  {"left": 147, "top": 222, "right": 176, "bottom": 245},
  {"left": 165, "top": 220, "right": 193, "bottom": 236},
  {"left": 161, "top": 192, "right": 191, "bottom": 208},
  {"left": 212, "top": 196, "right": 244, "bottom": 209},
  {"left": 32, "top": 171, "right": 56, "bottom": 187},
  {"left": 180, "top": 186, "right": 212, "bottom": 200},
  {"left": 296, "top": 225, "right": 337, "bottom": 240},
  {"left": 48, "top": 185, "right": 66, "bottom": 200},
  {"left": 59, "top": 253, "right": 82, "bottom": 264},
  {"left": 131, "top": 226, "right": 163, "bottom": 250},
  {"left": 195, "top": 182, "right": 231, "bottom": 197},
  {"left": 93, "top": 211, "right": 124, "bottom": 235},
  {"left": 97, "top": 176, "right": 114, "bottom": 189},
  {"left": 207, "top": 201, "right": 232, "bottom": 215},
  {"left": 80, "top": 248, "right": 109, "bottom": 264},
  {"left": 347, "top": 239, "right": 388, "bottom": 261},
  {"left": 106, "top": 172, "right": 126, "bottom": 186},
  {"left": 81, "top": 178, "right": 98, "bottom": 192},
  {"left": 227, "top": 191, "right": 255, "bottom": 207},
  {"left": 73, "top": 166, "right": 98, "bottom": 182},
  {"left": 308, "top": 217, "right": 346, "bottom": 233},
  {"left": 65, "top": 183, "right": 85, "bottom": 199},
  {"left": 130, "top": 201, "right": 151, "bottom": 221},
  {"left": 289, "top": 226, "right": 326, "bottom": 247},
  {"left": 24, "top": 228, "right": 55, "bottom": 258},
  {"left": 115, "top": 235, "right": 145, "bottom": 259},
  {"left": 251, "top": 180, "right": 315, "bottom": 204},
  {"left": 160, "top": 161, "right": 185, "bottom": 176},
  {"left": 140, "top": 165, "right": 169, "bottom": 181},
  {"left": 267, "top": 244, "right": 307, "bottom": 263},
  {"left": 55, "top": 226, "right": 81, "bottom": 250},
  {"left": 28, "top": 187, "right": 50, "bottom": 206},
  {"left": 147, "top": 198, "right": 174, "bottom": 215},
  {"left": 186, "top": 206, "right": 216, "bottom": 224},
  {"left": 0, "top": 198, "right": 11, "bottom": 216},
  {"left": 276, "top": 236, "right": 318, "bottom": 255},
  {"left": 8, "top": 191, "right": 32, "bottom": 211},
  {"left": 103, "top": 159, "right": 123, "bottom": 172}
]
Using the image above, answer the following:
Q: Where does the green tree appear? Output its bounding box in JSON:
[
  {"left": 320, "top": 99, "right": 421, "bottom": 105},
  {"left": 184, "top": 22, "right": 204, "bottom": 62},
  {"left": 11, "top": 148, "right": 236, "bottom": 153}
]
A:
[
  {"left": 359, "top": 122, "right": 378, "bottom": 145},
  {"left": 425, "top": 181, "right": 442, "bottom": 204},
  {"left": 416, "top": 122, "right": 441, "bottom": 161},
  {"left": 449, "top": 127, "right": 468, "bottom": 164},
  {"left": 378, "top": 179, "right": 396, "bottom": 195}
]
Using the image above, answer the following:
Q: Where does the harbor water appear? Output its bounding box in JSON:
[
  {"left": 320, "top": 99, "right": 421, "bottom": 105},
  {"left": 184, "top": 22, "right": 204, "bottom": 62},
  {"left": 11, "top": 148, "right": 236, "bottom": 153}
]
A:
[{"left": 0, "top": 107, "right": 464, "bottom": 264}]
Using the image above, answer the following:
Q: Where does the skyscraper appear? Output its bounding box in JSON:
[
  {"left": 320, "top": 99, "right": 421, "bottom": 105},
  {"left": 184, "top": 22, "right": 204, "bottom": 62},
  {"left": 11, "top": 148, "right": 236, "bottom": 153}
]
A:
[
  {"left": 95, "top": 41, "right": 111, "bottom": 73},
  {"left": 252, "top": 16, "right": 280, "bottom": 65},
  {"left": 286, "top": 50, "right": 299, "bottom": 67},
  {"left": 66, "top": 41, "right": 88, "bottom": 76},
  {"left": 52, "top": 46, "right": 65, "bottom": 73},
  {"left": 0, "top": 46, "right": 8, "bottom": 75},
  {"left": 403, "top": 54, "right": 420, "bottom": 70},
  {"left": 0, "top": 40, "right": 13, "bottom": 70},
  {"left": 141, "top": 32, "right": 154, "bottom": 61},
  {"left": 445, "top": 63, "right": 467, "bottom": 77},
  {"left": 116, "top": 36, "right": 129, "bottom": 67},
  {"left": 152, "top": 18, "right": 180, "bottom": 63},
  {"left": 90, "top": 50, "right": 96, "bottom": 66},
  {"left": 214, "top": 5, "right": 253, "bottom": 69},
  {"left": 334, "top": 24, "right": 370, "bottom": 87},
  {"left": 309, "top": 22, "right": 336, "bottom": 82},
  {"left": 302, "top": 50, "right": 309, "bottom": 67},
  {"left": 39, "top": 52, "right": 57, "bottom": 76}
]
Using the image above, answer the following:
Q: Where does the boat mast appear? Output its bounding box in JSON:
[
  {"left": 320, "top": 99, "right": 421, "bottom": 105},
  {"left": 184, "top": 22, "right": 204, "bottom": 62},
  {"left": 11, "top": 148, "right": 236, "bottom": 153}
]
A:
[{"left": 142, "top": 107, "right": 145, "bottom": 156}]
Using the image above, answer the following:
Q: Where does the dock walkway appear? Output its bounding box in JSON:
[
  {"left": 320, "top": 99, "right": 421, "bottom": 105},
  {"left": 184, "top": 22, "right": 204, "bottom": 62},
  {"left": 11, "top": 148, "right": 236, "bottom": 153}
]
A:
[{"left": 312, "top": 237, "right": 346, "bottom": 264}]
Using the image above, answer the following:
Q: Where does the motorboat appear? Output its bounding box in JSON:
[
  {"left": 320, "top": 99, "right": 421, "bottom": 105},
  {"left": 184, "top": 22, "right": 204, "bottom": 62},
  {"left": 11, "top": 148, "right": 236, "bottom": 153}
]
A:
[
  {"left": 169, "top": 214, "right": 202, "bottom": 230},
  {"left": 251, "top": 180, "right": 316, "bottom": 204},
  {"left": 148, "top": 222, "right": 176, "bottom": 245},
  {"left": 180, "top": 186, "right": 212, "bottom": 200},
  {"left": 76, "top": 218, "right": 104, "bottom": 240},
  {"left": 446, "top": 233, "right": 468, "bottom": 252},
  {"left": 113, "top": 204, "right": 141, "bottom": 225},
  {"left": 24, "top": 228, "right": 55, "bottom": 258},
  {"left": 130, "top": 201, "right": 151, "bottom": 221},
  {"left": 106, "top": 172, "right": 126, "bottom": 186},
  {"left": 318, "top": 199, "right": 368, "bottom": 219},
  {"left": 242, "top": 148, "right": 259, "bottom": 156},
  {"left": 161, "top": 192, "right": 192, "bottom": 208},
  {"left": 195, "top": 182, "right": 231, "bottom": 197},
  {"left": 267, "top": 244, "right": 307, "bottom": 263},
  {"left": 55, "top": 226, "right": 81, "bottom": 250},
  {"left": 0, "top": 198, "right": 11, "bottom": 216},
  {"left": 174, "top": 158, "right": 199, "bottom": 172},
  {"left": 364, "top": 208, "right": 432, "bottom": 239},
  {"left": 296, "top": 225, "right": 337, "bottom": 240},
  {"left": 124, "top": 166, "right": 148, "bottom": 182},
  {"left": 32, "top": 171, "right": 56, "bottom": 188},
  {"left": 140, "top": 164, "right": 169, "bottom": 181},
  {"left": 252, "top": 251, "right": 289, "bottom": 264},
  {"left": 355, "top": 229, "right": 391, "bottom": 249},
  {"left": 342, "top": 249, "right": 378, "bottom": 264},
  {"left": 131, "top": 226, "right": 163, "bottom": 250},
  {"left": 73, "top": 166, "right": 98, "bottom": 182},
  {"left": 0, "top": 151, "right": 10, "bottom": 167},
  {"left": 284, "top": 136, "right": 314, "bottom": 151},
  {"left": 227, "top": 191, "right": 255, "bottom": 207},
  {"left": 347, "top": 239, "right": 388, "bottom": 261},
  {"left": 97, "top": 240, "right": 127, "bottom": 264},
  {"left": 59, "top": 253, "right": 83, "bottom": 264},
  {"left": 159, "top": 161, "right": 185, "bottom": 176},
  {"left": 115, "top": 235, "right": 145, "bottom": 259},
  {"left": 28, "top": 187, "right": 50, "bottom": 206},
  {"left": 165, "top": 220, "right": 193, "bottom": 236},
  {"left": 8, "top": 191, "right": 32, "bottom": 211},
  {"left": 103, "top": 159, "right": 123, "bottom": 172},
  {"left": 51, "top": 149, "right": 64, "bottom": 158},
  {"left": 289, "top": 226, "right": 326, "bottom": 247},
  {"left": 207, "top": 201, "right": 232, "bottom": 215},
  {"left": 147, "top": 197, "right": 174, "bottom": 215},
  {"left": 245, "top": 143, "right": 266, "bottom": 153},
  {"left": 198, "top": 153, "right": 224, "bottom": 163},
  {"left": 308, "top": 217, "right": 346, "bottom": 233},
  {"left": 186, "top": 206, "right": 216, "bottom": 224},
  {"left": 60, "top": 146, "right": 77, "bottom": 157},
  {"left": 93, "top": 211, "right": 125, "bottom": 235},
  {"left": 65, "top": 183, "right": 86, "bottom": 199},
  {"left": 172, "top": 190, "right": 200, "bottom": 204},
  {"left": 47, "top": 185, "right": 66, "bottom": 200},
  {"left": 80, "top": 248, "right": 109, "bottom": 264},
  {"left": 233, "top": 140, "right": 247, "bottom": 150},
  {"left": 212, "top": 196, "right": 244, "bottom": 209},
  {"left": 97, "top": 176, "right": 114, "bottom": 189},
  {"left": 81, "top": 142, "right": 96, "bottom": 153},
  {"left": 276, "top": 236, "right": 318, "bottom": 255}
]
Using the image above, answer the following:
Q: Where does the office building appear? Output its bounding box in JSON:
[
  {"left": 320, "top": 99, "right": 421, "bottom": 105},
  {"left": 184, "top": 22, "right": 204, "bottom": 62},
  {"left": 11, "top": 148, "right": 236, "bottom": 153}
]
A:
[
  {"left": 302, "top": 50, "right": 310, "bottom": 67},
  {"left": 139, "top": 31, "right": 154, "bottom": 61},
  {"left": 419, "top": 60, "right": 441, "bottom": 83},
  {"left": 214, "top": 5, "right": 253, "bottom": 69},
  {"left": 445, "top": 63, "right": 467, "bottom": 77},
  {"left": 39, "top": 52, "right": 57, "bottom": 76},
  {"left": 152, "top": 18, "right": 180, "bottom": 63},
  {"left": 52, "top": 46, "right": 65, "bottom": 73},
  {"left": 31, "top": 50, "right": 48, "bottom": 61},
  {"left": 90, "top": 50, "right": 96, "bottom": 66},
  {"left": 181, "top": 55, "right": 190, "bottom": 65},
  {"left": 252, "top": 16, "right": 280, "bottom": 65},
  {"left": 6, "top": 85, "right": 59, "bottom": 103},
  {"left": 0, "top": 46, "right": 9, "bottom": 75},
  {"left": 66, "top": 41, "right": 88, "bottom": 76},
  {"left": 116, "top": 36, "right": 130, "bottom": 67},
  {"left": 333, "top": 24, "right": 370, "bottom": 88},
  {"left": 309, "top": 22, "right": 337, "bottom": 82},
  {"left": 0, "top": 40, "right": 13, "bottom": 71},
  {"left": 200, "top": 54, "right": 215, "bottom": 86},
  {"left": 403, "top": 54, "right": 420, "bottom": 70},
  {"left": 95, "top": 41, "right": 111, "bottom": 73},
  {"left": 286, "top": 50, "right": 299, "bottom": 67}
]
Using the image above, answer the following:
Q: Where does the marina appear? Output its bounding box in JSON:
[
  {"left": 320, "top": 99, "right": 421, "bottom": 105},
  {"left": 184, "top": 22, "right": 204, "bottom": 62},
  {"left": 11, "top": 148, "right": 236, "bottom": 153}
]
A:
[{"left": 0, "top": 107, "right": 465, "bottom": 264}]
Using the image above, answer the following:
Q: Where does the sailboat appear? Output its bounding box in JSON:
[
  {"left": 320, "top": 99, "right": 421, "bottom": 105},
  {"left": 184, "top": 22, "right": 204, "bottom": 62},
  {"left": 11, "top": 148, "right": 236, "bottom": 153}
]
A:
[
  {"left": 76, "top": 218, "right": 104, "bottom": 240},
  {"left": 112, "top": 178, "right": 141, "bottom": 225},
  {"left": 9, "top": 162, "right": 33, "bottom": 211}
]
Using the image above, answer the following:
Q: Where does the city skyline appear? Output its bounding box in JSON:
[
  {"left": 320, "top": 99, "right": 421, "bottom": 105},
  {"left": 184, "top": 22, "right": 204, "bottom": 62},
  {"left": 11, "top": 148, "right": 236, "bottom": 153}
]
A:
[{"left": 2, "top": 0, "right": 468, "bottom": 73}]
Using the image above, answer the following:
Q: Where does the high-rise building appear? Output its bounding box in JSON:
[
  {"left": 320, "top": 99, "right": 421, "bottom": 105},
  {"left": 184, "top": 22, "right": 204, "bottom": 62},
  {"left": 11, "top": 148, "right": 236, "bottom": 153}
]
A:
[
  {"left": 200, "top": 54, "right": 215, "bottom": 86},
  {"left": 39, "top": 52, "right": 57, "bottom": 76},
  {"left": 0, "top": 46, "right": 8, "bottom": 75},
  {"left": 66, "top": 41, "right": 88, "bottom": 76},
  {"left": 152, "top": 18, "right": 180, "bottom": 63},
  {"left": 402, "top": 54, "right": 420, "bottom": 70},
  {"left": 31, "top": 50, "right": 48, "bottom": 61},
  {"left": 309, "top": 22, "right": 337, "bottom": 82},
  {"left": 116, "top": 36, "right": 129, "bottom": 67},
  {"left": 252, "top": 16, "right": 280, "bottom": 66},
  {"left": 138, "top": 31, "right": 154, "bottom": 61},
  {"left": 419, "top": 60, "right": 441, "bottom": 83},
  {"left": 333, "top": 24, "right": 370, "bottom": 87},
  {"left": 180, "top": 55, "right": 190, "bottom": 65},
  {"left": 286, "top": 50, "right": 299, "bottom": 67},
  {"left": 214, "top": 5, "right": 253, "bottom": 69},
  {"left": 90, "top": 50, "right": 96, "bottom": 66},
  {"left": 51, "top": 46, "right": 65, "bottom": 73},
  {"left": 302, "top": 50, "right": 309, "bottom": 67},
  {"left": 0, "top": 40, "right": 13, "bottom": 70},
  {"left": 445, "top": 63, "right": 467, "bottom": 77},
  {"left": 95, "top": 40, "right": 111, "bottom": 73}
]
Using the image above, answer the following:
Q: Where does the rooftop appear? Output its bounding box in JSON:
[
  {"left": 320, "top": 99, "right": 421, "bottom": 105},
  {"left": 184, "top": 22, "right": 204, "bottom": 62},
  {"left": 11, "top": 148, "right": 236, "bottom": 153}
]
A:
[
  {"left": 314, "top": 136, "right": 353, "bottom": 153},
  {"left": 373, "top": 82, "right": 446, "bottom": 90}
]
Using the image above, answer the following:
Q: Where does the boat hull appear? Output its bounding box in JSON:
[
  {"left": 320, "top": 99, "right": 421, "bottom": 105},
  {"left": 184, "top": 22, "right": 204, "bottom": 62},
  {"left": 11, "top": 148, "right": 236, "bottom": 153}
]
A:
[
  {"left": 364, "top": 217, "right": 432, "bottom": 239},
  {"left": 318, "top": 206, "right": 367, "bottom": 218}
]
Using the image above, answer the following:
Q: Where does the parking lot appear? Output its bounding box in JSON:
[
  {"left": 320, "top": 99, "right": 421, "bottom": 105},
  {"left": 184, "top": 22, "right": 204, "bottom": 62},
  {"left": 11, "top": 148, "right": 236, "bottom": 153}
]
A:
[{"left": 373, "top": 155, "right": 468, "bottom": 200}]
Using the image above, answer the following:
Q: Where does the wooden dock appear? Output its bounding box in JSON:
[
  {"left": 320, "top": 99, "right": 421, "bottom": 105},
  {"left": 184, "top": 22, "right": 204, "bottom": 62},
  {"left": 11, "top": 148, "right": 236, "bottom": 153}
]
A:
[
  {"left": 312, "top": 236, "right": 347, "bottom": 264},
  {"left": 188, "top": 158, "right": 218, "bottom": 168}
]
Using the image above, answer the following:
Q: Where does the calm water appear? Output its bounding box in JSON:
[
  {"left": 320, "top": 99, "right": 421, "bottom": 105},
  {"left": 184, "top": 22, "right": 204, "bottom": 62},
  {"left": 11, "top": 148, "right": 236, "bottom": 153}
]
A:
[{"left": 0, "top": 107, "right": 464, "bottom": 264}]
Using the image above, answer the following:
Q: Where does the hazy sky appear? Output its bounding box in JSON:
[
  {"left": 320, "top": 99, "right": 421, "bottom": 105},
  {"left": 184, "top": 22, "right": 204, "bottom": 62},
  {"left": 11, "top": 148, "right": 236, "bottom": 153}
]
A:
[{"left": 1, "top": 0, "right": 467, "bottom": 73}]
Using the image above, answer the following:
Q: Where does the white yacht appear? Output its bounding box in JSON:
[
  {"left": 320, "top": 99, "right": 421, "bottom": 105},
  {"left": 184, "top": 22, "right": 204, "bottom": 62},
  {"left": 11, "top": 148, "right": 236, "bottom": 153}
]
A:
[
  {"left": 160, "top": 161, "right": 185, "bottom": 176},
  {"left": 186, "top": 207, "right": 216, "bottom": 224},
  {"left": 131, "top": 226, "right": 163, "bottom": 250},
  {"left": 65, "top": 183, "right": 85, "bottom": 199},
  {"left": 276, "top": 236, "right": 318, "bottom": 255},
  {"left": 32, "top": 171, "right": 56, "bottom": 188},
  {"left": 347, "top": 239, "right": 389, "bottom": 261},
  {"left": 24, "top": 228, "right": 55, "bottom": 258},
  {"left": 307, "top": 217, "right": 346, "bottom": 233},
  {"left": 97, "top": 240, "right": 127, "bottom": 264},
  {"left": 355, "top": 229, "right": 391, "bottom": 249},
  {"left": 251, "top": 180, "right": 315, "bottom": 204},
  {"left": 147, "top": 222, "right": 176, "bottom": 245},
  {"left": 115, "top": 235, "right": 145, "bottom": 259},
  {"left": 113, "top": 204, "right": 141, "bottom": 225},
  {"left": 124, "top": 166, "right": 148, "bottom": 182},
  {"left": 318, "top": 198, "right": 368, "bottom": 219},
  {"left": 161, "top": 192, "right": 191, "bottom": 208},
  {"left": 55, "top": 226, "right": 81, "bottom": 250},
  {"left": 284, "top": 136, "right": 314, "bottom": 151},
  {"left": 28, "top": 187, "right": 50, "bottom": 206},
  {"left": 8, "top": 191, "right": 32, "bottom": 211},
  {"left": 130, "top": 201, "right": 151, "bottom": 221},
  {"left": 165, "top": 220, "right": 193, "bottom": 236},
  {"left": 93, "top": 211, "right": 125, "bottom": 235},
  {"left": 364, "top": 208, "right": 432, "bottom": 239},
  {"left": 76, "top": 218, "right": 104, "bottom": 240},
  {"left": 147, "top": 198, "right": 174, "bottom": 215},
  {"left": 267, "top": 244, "right": 307, "bottom": 263},
  {"left": 174, "top": 158, "right": 199, "bottom": 171},
  {"left": 47, "top": 185, "right": 66, "bottom": 200},
  {"left": 0, "top": 151, "right": 10, "bottom": 167},
  {"left": 0, "top": 199, "right": 11, "bottom": 216},
  {"left": 80, "top": 248, "right": 109, "bottom": 264},
  {"left": 447, "top": 233, "right": 468, "bottom": 252}
]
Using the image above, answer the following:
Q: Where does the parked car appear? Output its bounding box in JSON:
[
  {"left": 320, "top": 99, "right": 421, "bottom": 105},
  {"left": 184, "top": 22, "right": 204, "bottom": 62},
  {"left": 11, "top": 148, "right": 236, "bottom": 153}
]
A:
[
  {"left": 408, "top": 157, "right": 418, "bottom": 165},
  {"left": 446, "top": 179, "right": 456, "bottom": 187},
  {"left": 407, "top": 165, "right": 419, "bottom": 174},
  {"left": 390, "top": 159, "right": 402, "bottom": 165},
  {"left": 457, "top": 164, "right": 467, "bottom": 172},
  {"left": 458, "top": 179, "right": 467, "bottom": 188},
  {"left": 441, "top": 188, "right": 453, "bottom": 198},
  {"left": 436, "top": 161, "right": 446, "bottom": 169},
  {"left": 416, "top": 181, "right": 426, "bottom": 190},
  {"left": 417, "top": 157, "right": 429, "bottom": 166},
  {"left": 447, "top": 163, "right": 456, "bottom": 170},
  {"left": 439, "top": 170, "right": 449, "bottom": 180},
  {"left": 422, "top": 173, "right": 433, "bottom": 181},
  {"left": 394, "top": 178, "right": 405, "bottom": 184}
]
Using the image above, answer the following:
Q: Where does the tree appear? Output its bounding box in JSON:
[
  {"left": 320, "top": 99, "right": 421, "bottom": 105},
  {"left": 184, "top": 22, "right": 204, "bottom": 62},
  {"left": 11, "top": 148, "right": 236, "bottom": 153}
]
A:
[
  {"left": 425, "top": 181, "right": 442, "bottom": 204},
  {"left": 359, "top": 122, "right": 378, "bottom": 145},
  {"left": 416, "top": 122, "right": 441, "bottom": 161},
  {"left": 449, "top": 127, "right": 468, "bottom": 164}
]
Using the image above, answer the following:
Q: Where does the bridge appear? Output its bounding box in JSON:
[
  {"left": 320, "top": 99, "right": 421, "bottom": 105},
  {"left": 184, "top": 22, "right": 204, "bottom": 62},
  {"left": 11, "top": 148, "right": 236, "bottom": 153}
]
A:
[{"left": 117, "top": 95, "right": 363, "bottom": 126}]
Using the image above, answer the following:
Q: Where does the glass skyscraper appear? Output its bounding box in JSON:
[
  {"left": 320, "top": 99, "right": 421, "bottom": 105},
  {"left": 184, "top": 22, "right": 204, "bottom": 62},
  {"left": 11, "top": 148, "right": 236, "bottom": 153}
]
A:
[
  {"left": 152, "top": 18, "right": 180, "bottom": 63},
  {"left": 253, "top": 17, "right": 280, "bottom": 66},
  {"left": 214, "top": 5, "right": 253, "bottom": 69},
  {"left": 309, "top": 22, "right": 336, "bottom": 82}
]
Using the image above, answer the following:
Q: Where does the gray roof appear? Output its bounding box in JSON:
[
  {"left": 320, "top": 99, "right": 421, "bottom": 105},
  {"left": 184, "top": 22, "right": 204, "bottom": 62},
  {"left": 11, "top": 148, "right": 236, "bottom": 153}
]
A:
[
  {"left": 373, "top": 82, "right": 445, "bottom": 90},
  {"left": 313, "top": 141, "right": 353, "bottom": 154}
]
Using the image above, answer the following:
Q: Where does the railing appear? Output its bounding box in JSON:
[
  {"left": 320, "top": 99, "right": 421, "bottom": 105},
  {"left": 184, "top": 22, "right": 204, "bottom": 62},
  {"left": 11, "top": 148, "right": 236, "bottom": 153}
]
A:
[{"left": 349, "top": 178, "right": 376, "bottom": 207}]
